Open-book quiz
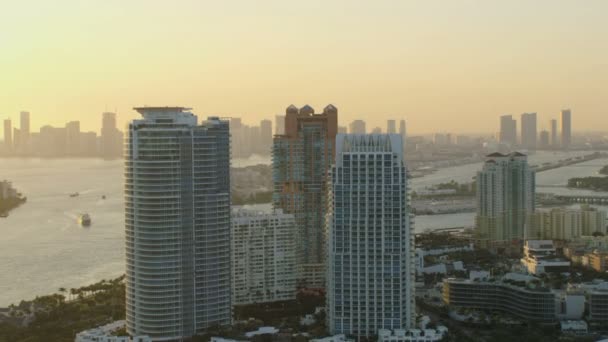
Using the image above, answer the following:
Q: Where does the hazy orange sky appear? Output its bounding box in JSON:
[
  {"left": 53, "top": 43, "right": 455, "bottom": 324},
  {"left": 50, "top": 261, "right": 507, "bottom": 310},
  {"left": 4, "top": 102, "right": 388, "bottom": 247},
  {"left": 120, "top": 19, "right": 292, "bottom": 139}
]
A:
[{"left": 1, "top": 0, "right": 607, "bottom": 136}]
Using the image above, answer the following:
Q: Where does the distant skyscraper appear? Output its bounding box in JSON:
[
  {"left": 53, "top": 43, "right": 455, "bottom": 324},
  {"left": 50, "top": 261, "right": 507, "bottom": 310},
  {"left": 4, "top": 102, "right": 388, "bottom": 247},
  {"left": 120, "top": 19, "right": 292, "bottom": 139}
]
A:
[
  {"left": 539, "top": 130, "right": 549, "bottom": 149},
  {"left": 561, "top": 109, "right": 572, "bottom": 149},
  {"left": 349, "top": 120, "right": 366, "bottom": 134},
  {"left": 260, "top": 119, "right": 273, "bottom": 154},
  {"left": 20, "top": 111, "right": 30, "bottom": 153},
  {"left": 387, "top": 119, "right": 396, "bottom": 134},
  {"left": 550, "top": 119, "right": 558, "bottom": 147},
  {"left": 399, "top": 119, "right": 406, "bottom": 139},
  {"left": 65, "top": 121, "right": 81, "bottom": 156},
  {"left": 520, "top": 113, "right": 537, "bottom": 150},
  {"left": 337, "top": 125, "right": 347, "bottom": 134},
  {"left": 275, "top": 115, "right": 285, "bottom": 135},
  {"left": 327, "top": 134, "right": 415, "bottom": 337},
  {"left": 231, "top": 208, "right": 296, "bottom": 305},
  {"left": 475, "top": 152, "right": 535, "bottom": 247},
  {"left": 3, "top": 119, "right": 12, "bottom": 152},
  {"left": 272, "top": 104, "right": 337, "bottom": 288},
  {"left": 499, "top": 115, "right": 517, "bottom": 147},
  {"left": 371, "top": 127, "right": 382, "bottom": 134},
  {"left": 101, "top": 112, "right": 122, "bottom": 159},
  {"left": 125, "top": 108, "right": 231, "bottom": 340}
]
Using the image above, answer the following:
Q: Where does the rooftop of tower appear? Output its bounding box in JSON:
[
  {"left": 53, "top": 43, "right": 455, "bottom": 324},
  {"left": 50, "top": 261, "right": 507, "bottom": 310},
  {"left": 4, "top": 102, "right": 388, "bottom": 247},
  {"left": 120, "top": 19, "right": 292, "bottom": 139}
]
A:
[
  {"left": 337, "top": 134, "right": 402, "bottom": 153},
  {"left": 133, "top": 106, "right": 191, "bottom": 114}
]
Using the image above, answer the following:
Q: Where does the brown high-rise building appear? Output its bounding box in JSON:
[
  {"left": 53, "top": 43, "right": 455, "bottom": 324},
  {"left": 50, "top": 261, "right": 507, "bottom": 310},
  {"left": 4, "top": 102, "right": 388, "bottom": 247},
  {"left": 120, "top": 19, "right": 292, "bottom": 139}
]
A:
[{"left": 273, "top": 104, "right": 337, "bottom": 288}]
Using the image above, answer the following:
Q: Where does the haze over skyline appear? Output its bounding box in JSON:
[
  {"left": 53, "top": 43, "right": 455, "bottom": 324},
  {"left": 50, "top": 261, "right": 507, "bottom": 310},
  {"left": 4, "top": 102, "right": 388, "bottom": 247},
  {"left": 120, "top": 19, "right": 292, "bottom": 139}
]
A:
[{"left": 1, "top": 0, "right": 607, "bottom": 136}]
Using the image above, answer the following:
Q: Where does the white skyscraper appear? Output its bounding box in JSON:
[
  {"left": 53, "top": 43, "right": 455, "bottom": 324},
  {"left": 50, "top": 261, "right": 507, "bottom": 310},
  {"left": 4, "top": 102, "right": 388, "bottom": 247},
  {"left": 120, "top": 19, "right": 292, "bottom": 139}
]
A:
[
  {"left": 327, "top": 134, "right": 415, "bottom": 338},
  {"left": 475, "top": 152, "right": 535, "bottom": 247},
  {"left": 231, "top": 208, "right": 297, "bottom": 305},
  {"left": 125, "top": 107, "right": 231, "bottom": 340}
]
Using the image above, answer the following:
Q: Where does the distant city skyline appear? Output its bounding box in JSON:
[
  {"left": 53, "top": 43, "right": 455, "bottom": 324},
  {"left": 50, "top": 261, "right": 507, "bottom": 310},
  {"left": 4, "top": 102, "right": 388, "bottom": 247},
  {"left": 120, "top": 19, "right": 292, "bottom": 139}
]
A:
[
  {"left": 2, "top": 1, "right": 608, "bottom": 135},
  {"left": 0, "top": 106, "right": 597, "bottom": 142}
]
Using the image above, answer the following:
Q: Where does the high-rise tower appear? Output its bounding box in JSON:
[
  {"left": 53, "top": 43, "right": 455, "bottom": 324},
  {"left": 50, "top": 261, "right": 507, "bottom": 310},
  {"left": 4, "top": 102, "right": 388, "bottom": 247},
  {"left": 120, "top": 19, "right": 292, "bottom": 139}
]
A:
[
  {"left": 125, "top": 107, "right": 231, "bottom": 340},
  {"left": 349, "top": 120, "right": 366, "bottom": 134},
  {"left": 550, "top": 119, "right": 558, "bottom": 147},
  {"left": 520, "top": 113, "right": 537, "bottom": 150},
  {"left": 19, "top": 111, "right": 30, "bottom": 153},
  {"left": 101, "top": 112, "right": 122, "bottom": 159},
  {"left": 561, "top": 109, "right": 572, "bottom": 149},
  {"left": 387, "top": 119, "right": 396, "bottom": 134},
  {"left": 499, "top": 115, "right": 517, "bottom": 147},
  {"left": 327, "top": 134, "right": 415, "bottom": 337},
  {"left": 272, "top": 104, "right": 337, "bottom": 288},
  {"left": 3, "top": 119, "right": 12, "bottom": 153},
  {"left": 475, "top": 152, "right": 535, "bottom": 247}
]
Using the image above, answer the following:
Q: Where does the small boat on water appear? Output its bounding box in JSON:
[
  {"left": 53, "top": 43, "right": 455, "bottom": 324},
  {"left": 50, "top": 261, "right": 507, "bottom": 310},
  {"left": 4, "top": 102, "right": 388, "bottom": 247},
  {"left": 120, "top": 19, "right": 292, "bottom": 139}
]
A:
[
  {"left": 69, "top": 192, "right": 79, "bottom": 198},
  {"left": 78, "top": 213, "right": 91, "bottom": 226},
  {"left": 101, "top": 195, "right": 106, "bottom": 200}
]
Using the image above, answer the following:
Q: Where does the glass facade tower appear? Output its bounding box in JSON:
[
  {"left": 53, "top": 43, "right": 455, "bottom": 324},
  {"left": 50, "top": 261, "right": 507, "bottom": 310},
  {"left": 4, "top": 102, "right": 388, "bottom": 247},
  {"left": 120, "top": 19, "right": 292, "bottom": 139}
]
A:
[{"left": 125, "top": 107, "right": 231, "bottom": 341}]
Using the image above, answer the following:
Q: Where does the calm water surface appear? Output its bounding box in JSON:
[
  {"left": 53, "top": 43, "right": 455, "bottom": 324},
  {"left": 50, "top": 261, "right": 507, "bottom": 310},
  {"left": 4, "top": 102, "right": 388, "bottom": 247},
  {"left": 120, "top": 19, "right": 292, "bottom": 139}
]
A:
[{"left": 0, "top": 151, "right": 606, "bottom": 305}]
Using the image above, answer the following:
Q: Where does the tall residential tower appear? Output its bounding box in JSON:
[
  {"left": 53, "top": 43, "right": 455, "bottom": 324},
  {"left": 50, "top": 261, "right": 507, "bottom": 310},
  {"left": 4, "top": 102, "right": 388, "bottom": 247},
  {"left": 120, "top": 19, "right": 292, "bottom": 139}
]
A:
[
  {"left": 272, "top": 104, "right": 337, "bottom": 288},
  {"left": 327, "top": 134, "right": 415, "bottom": 337},
  {"left": 475, "top": 152, "right": 535, "bottom": 247},
  {"left": 125, "top": 107, "right": 231, "bottom": 340}
]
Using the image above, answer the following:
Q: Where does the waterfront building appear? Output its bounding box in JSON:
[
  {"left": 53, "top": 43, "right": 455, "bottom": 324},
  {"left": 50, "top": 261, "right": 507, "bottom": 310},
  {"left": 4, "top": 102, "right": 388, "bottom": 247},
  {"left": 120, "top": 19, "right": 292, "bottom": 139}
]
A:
[
  {"left": 475, "top": 152, "right": 535, "bottom": 247},
  {"left": 125, "top": 107, "right": 231, "bottom": 340},
  {"left": 443, "top": 275, "right": 555, "bottom": 322},
  {"left": 19, "top": 111, "right": 30, "bottom": 153},
  {"left": 3, "top": 119, "right": 11, "bottom": 152},
  {"left": 529, "top": 206, "right": 607, "bottom": 240},
  {"left": 101, "top": 112, "right": 123, "bottom": 159},
  {"left": 499, "top": 115, "right": 517, "bottom": 146},
  {"left": 65, "top": 121, "right": 81, "bottom": 156},
  {"left": 433, "top": 133, "right": 451, "bottom": 146},
  {"left": 561, "top": 109, "right": 572, "bottom": 149},
  {"left": 326, "top": 134, "right": 415, "bottom": 337},
  {"left": 75, "top": 321, "right": 151, "bottom": 342},
  {"left": 539, "top": 130, "right": 550, "bottom": 149},
  {"left": 349, "top": 120, "right": 366, "bottom": 134},
  {"left": 520, "top": 112, "right": 537, "bottom": 150},
  {"left": 231, "top": 208, "right": 296, "bottom": 305},
  {"left": 272, "top": 104, "right": 337, "bottom": 288},
  {"left": 550, "top": 119, "right": 558, "bottom": 147},
  {"left": 520, "top": 240, "right": 570, "bottom": 275}
]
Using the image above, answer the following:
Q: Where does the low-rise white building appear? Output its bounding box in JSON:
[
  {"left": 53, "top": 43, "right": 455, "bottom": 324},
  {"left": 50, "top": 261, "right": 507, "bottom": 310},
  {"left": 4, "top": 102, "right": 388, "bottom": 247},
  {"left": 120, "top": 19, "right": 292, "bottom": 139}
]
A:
[
  {"left": 560, "top": 320, "right": 588, "bottom": 335},
  {"left": 521, "top": 240, "right": 570, "bottom": 275},
  {"left": 231, "top": 208, "right": 297, "bottom": 305},
  {"left": 311, "top": 334, "right": 353, "bottom": 342},
  {"left": 75, "top": 321, "right": 150, "bottom": 342},
  {"left": 377, "top": 327, "right": 448, "bottom": 342},
  {"left": 244, "top": 326, "right": 279, "bottom": 338}
]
